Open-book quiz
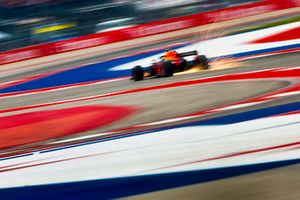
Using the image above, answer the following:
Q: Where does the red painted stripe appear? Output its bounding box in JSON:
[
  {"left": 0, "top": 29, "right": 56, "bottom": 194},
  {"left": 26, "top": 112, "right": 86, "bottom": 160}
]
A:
[
  {"left": 146, "top": 140, "right": 300, "bottom": 172},
  {"left": 2, "top": 140, "right": 300, "bottom": 173},
  {"left": 0, "top": 158, "right": 50, "bottom": 170},
  {"left": 250, "top": 27, "right": 300, "bottom": 44},
  {"left": 275, "top": 110, "right": 300, "bottom": 116},
  {"left": 0, "top": 145, "right": 145, "bottom": 172},
  {"left": 0, "top": 105, "right": 137, "bottom": 150},
  {"left": 0, "top": 151, "right": 111, "bottom": 173}
]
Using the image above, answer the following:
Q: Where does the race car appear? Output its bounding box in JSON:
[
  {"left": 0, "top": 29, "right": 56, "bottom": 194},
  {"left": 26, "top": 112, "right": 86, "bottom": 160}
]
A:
[{"left": 131, "top": 50, "right": 209, "bottom": 81}]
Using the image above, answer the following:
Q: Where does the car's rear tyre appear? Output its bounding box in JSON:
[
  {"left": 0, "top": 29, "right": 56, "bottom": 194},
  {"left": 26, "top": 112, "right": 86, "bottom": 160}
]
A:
[
  {"left": 177, "top": 59, "right": 187, "bottom": 72},
  {"left": 162, "top": 61, "right": 174, "bottom": 77},
  {"left": 131, "top": 66, "right": 144, "bottom": 81},
  {"left": 196, "top": 55, "right": 209, "bottom": 69}
]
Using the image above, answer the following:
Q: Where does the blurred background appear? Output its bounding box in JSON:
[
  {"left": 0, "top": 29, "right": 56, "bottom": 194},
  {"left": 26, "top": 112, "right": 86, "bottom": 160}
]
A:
[{"left": 0, "top": 0, "right": 261, "bottom": 52}]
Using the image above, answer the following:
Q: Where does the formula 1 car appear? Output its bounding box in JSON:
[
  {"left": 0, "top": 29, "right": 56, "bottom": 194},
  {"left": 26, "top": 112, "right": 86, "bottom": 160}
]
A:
[{"left": 131, "top": 50, "right": 209, "bottom": 81}]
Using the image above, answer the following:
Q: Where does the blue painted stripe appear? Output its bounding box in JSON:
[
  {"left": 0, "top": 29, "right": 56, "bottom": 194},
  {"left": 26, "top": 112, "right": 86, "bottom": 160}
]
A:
[
  {"left": 0, "top": 153, "right": 34, "bottom": 162},
  {"left": 229, "top": 43, "right": 300, "bottom": 58},
  {"left": 1, "top": 158, "right": 300, "bottom": 200},
  {"left": 190, "top": 101, "right": 300, "bottom": 125}
]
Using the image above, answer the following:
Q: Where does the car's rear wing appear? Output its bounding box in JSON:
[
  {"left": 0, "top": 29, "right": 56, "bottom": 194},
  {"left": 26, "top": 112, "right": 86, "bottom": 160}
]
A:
[{"left": 179, "top": 50, "right": 198, "bottom": 57}]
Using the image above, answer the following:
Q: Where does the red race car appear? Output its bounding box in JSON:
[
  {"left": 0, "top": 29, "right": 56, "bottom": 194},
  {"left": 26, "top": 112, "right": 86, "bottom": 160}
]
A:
[{"left": 131, "top": 50, "right": 209, "bottom": 81}]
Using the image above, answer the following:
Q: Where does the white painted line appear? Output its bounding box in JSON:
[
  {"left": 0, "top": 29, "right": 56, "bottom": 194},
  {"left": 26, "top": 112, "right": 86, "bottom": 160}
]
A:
[
  {"left": 140, "top": 116, "right": 198, "bottom": 126},
  {"left": 276, "top": 66, "right": 300, "bottom": 71},
  {"left": 48, "top": 132, "right": 119, "bottom": 144},
  {"left": 268, "top": 91, "right": 300, "bottom": 98},
  {"left": 212, "top": 102, "right": 263, "bottom": 111}
]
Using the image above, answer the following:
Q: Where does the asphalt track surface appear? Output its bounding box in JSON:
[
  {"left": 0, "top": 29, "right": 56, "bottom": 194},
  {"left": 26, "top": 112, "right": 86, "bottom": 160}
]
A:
[{"left": 1, "top": 22, "right": 300, "bottom": 199}]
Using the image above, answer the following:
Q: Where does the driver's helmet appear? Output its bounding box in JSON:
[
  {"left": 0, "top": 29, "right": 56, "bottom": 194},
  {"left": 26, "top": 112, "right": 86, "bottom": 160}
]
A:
[{"left": 165, "top": 49, "right": 178, "bottom": 61}]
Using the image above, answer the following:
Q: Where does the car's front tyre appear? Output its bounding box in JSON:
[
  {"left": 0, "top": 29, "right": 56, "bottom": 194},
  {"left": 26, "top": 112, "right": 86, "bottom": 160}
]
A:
[
  {"left": 196, "top": 55, "right": 209, "bottom": 69},
  {"left": 131, "top": 66, "right": 144, "bottom": 81}
]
